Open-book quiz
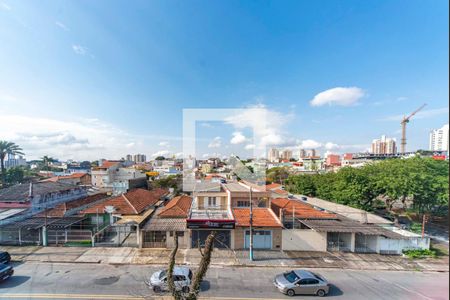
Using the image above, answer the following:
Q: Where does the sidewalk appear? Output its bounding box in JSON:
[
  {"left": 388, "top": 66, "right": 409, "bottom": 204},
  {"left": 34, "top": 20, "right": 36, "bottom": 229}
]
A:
[{"left": 2, "top": 245, "right": 448, "bottom": 272}]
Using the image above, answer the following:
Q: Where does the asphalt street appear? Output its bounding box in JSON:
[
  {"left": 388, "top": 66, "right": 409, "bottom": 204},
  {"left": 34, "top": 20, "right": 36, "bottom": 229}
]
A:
[{"left": 0, "top": 262, "right": 448, "bottom": 300}]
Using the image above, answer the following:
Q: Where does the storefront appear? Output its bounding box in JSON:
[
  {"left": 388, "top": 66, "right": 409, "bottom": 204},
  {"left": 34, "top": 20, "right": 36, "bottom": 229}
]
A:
[{"left": 187, "top": 219, "right": 235, "bottom": 249}]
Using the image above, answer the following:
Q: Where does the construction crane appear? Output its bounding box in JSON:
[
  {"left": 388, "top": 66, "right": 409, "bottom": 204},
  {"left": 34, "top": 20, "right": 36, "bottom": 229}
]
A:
[{"left": 400, "top": 103, "right": 427, "bottom": 153}]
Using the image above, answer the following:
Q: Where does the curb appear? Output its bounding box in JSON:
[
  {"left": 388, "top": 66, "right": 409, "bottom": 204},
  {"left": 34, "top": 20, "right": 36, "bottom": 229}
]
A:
[{"left": 11, "top": 258, "right": 449, "bottom": 272}]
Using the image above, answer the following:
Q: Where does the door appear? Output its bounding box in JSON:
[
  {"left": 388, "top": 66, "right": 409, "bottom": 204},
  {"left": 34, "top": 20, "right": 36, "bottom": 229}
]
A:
[
  {"left": 245, "top": 230, "right": 272, "bottom": 249},
  {"left": 295, "top": 278, "right": 320, "bottom": 295}
]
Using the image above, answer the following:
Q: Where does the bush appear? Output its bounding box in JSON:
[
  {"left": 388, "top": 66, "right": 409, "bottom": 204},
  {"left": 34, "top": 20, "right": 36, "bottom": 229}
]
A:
[
  {"left": 402, "top": 249, "right": 436, "bottom": 259},
  {"left": 410, "top": 222, "right": 423, "bottom": 234}
]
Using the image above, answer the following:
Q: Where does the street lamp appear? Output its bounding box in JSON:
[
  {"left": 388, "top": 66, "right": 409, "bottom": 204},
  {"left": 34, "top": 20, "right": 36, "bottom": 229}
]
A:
[{"left": 249, "top": 187, "right": 254, "bottom": 261}]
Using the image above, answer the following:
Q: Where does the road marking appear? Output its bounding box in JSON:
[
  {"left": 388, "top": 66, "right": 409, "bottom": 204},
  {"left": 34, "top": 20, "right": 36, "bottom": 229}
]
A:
[{"left": 0, "top": 294, "right": 287, "bottom": 300}]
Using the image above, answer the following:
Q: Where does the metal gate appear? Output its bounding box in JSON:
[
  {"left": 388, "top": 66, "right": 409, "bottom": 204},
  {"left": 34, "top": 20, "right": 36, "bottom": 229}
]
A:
[
  {"left": 245, "top": 230, "right": 272, "bottom": 249},
  {"left": 191, "top": 230, "right": 230, "bottom": 248}
]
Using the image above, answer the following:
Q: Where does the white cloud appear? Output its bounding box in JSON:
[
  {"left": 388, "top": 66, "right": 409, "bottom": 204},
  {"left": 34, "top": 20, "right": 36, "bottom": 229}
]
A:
[
  {"left": 125, "top": 142, "right": 135, "bottom": 148},
  {"left": 244, "top": 144, "right": 255, "bottom": 150},
  {"left": 152, "top": 150, "right": 169, "bottom": 157},
  {"left": 397, "top": 96, "right": 408, "bottom": 102},
  {"left": 380, "top": 107, "right": 449, "bottom": 122},
  {"left": 325, "top": 142, "right": 339, "bottom": 150},
  {"left": 208, "top": 136, "right": 222, "bottom": 148},
  {"left": 55, "top": 21, "right": 69, "bottom": 31},
  {"left": 224, "top": 104, "right": 294, "bottom": 148},
  {"left": 72, "top": 45, "right": 94, "bottom": 58},
  {"left": 174, "top": 152, "right": 183, "bottom": 158},
  {"left": 310, "top": 87, "right": 365, "bottom": 107},
  {"left": 0, "top": 114, "right": 140, "bottom": 160},
  {"left": 299, "top": 139, "right": 322, "bottom": 149},
  {"left": 159, "top": 141, "right": 169, "bottom": 147},
  {"left": 230, "top": 132, "right": 246, "bottom": 144}
]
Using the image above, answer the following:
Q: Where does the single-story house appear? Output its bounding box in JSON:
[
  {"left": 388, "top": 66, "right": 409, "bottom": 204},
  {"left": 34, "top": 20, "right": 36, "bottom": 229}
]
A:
[{"left": 232, "top": 208, "right": 283, "bottom": 250}]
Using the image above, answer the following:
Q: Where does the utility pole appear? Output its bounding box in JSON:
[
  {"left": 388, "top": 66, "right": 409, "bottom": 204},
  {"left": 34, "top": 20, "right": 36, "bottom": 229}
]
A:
[{"left": 249, "top": 187, "right": 254, "bottom": 261}]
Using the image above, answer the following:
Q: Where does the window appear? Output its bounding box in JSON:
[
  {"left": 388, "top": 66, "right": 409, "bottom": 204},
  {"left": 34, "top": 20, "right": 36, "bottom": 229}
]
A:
[
  {"left": 237, "top": 201, "right": 250, "bottom": 207},
  {"left": 299, "top": 279, "right": 319, "bottom": 285},
  {"left": 208, "top": 197, "right": 217, "bottom": 206}
]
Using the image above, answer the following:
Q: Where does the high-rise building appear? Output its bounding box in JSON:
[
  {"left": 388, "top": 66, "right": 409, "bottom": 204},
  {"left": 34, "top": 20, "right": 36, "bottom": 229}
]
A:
[
  {"left": 126, "top": 154, "right": 133, "bottom": 161},
  {"left": 429, "top": 124, "right": 449, "bottom": 152},
  {"left": 4, "top": 154, "right": 26, "bottom": 169},
  {"left": 371, "top": 135, "right": 397, "bottom": 154},
  {"left": 133, "top": 154, "right": 146, "bottom": 163},
  {"left": 268, "top": 148, "right": 279, "bottom": 162},
  {"left": 280, "top": 149, "right": 293, "bottom": 161},
  {"left": 306, "top": 149, "right": 317, "bottom": 157},
  {"left": 299, "top": 148, "right": 306, "bottom": 158}
]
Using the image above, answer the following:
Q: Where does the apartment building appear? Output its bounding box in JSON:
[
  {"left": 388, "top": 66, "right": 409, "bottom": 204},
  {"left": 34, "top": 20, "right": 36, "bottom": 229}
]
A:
[
  {"left": 429, "top": 124, "right": 449, "bottom": 152},
  {"left": 371, "top": 135, "right": 397, "bottom": 154}
]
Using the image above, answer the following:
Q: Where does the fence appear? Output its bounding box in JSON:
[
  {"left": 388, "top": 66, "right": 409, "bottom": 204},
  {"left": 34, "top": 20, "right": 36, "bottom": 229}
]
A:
[{"left": 93, "top": 224, "right": 137, "bottom": 247}]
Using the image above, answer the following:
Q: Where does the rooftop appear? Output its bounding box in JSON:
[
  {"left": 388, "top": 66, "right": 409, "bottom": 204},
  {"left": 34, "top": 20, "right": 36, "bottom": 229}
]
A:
[
  {"left": 35, "top": 193, "right": 109, "bottom": 218},
  {"left": 158, "top": 195, "right": 192, "bottom": 218},
  {"left": 0, "top": 182, "right": 82, "bottom": 203},
  {"left": 80, "top": 188, "right": 168, "bottom": 215},
  {"left": 299, "top": 196, "right": 393, "bottom": 224},
  {"left": 300, "top": 218, "right": 405, "bottom": 239},
  {"left": 233, "top": 208, "right": 282, "bottom": 227},
  {"left": 142, "top": 207, "right": 187, "bottom": 231},
  {"left": 271, "top": 198, "right": 337, "bottom": 220},
  {"left": 189, "top": 209, "right": 233, "bottom": 221}
]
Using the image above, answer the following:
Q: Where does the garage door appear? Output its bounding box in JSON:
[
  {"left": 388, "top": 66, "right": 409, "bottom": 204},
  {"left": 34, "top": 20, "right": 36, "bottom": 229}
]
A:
[{"left": 245, "top": 230, "right": 272, "bottom": 249}]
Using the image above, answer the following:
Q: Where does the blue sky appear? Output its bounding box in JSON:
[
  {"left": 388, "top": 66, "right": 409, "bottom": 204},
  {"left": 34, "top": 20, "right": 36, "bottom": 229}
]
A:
[{"left": 0, "top": 0, "right": 448, "bottom": 160}]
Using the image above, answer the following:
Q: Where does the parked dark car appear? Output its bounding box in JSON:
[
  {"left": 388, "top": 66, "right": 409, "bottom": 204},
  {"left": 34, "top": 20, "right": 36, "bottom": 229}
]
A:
[
  {"left": 0, "top": 251, "right": 11, "bottom": 264},
  {"left": 0, "top": 263, "right": 14, "bottom": 282}
]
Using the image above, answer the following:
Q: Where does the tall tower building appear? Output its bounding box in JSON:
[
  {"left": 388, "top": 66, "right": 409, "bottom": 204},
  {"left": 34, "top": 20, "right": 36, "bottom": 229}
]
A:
[
  {"left": 371, "top": 135, "right": 397, "bottom": 154},
  {"left": 268, "top": 148, "right": 280, "bottom": 162},
  {"left": 429, "top": 124, "right": 449, "bottom": 152},
  {"left": 280, "top": 149, "right": 293, "bottom": 161}
]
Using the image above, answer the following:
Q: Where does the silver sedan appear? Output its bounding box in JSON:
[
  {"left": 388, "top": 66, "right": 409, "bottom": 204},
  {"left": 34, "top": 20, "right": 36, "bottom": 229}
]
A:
[{"left": 273, "top": 269, "right": 330, "bottom": 297}]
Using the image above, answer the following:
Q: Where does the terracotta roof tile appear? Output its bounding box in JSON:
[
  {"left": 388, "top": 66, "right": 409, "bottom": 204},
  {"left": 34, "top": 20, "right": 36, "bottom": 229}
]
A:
[
  {"left": 158, "top": 195, "right": 192, "bottom": 218},
  {"left": 36, "top": 193, "right": 109, "bottom": 218},
  {"left": 266, "top": 183, "right": 282, "bottom": 190},
  {"left": 272, "top": 189, "right": 288, "bottom": 195},
  {"left": 233, "top": 208, "right": 282, "bottom": 227},
  {"left": 271, "top": 198, "right": 337, "bottom": 219},
  {"left": 80, "top": 188, "right": 168, "bottom": 215}
]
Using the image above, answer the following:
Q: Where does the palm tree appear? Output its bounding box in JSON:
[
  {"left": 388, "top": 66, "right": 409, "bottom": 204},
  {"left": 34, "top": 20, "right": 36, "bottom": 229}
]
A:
[{"left": 0, "top": 141, "right": 24, "bottom": 186}]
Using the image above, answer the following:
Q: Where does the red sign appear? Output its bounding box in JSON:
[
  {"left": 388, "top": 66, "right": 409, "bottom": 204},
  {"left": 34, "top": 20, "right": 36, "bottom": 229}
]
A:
[{"left": 432, "top": 155, "right": 446, "bottom": 161}]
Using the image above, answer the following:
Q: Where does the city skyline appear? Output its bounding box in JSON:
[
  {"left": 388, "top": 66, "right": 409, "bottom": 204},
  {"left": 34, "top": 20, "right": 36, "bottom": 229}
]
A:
[{"left": 0, "top": 1, "right": 448, "bottom": 160}]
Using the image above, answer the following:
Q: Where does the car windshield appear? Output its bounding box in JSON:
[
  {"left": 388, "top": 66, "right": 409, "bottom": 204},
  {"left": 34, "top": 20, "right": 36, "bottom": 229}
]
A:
[
  {"left": 159, "top": 270, "right": 167, "bottom": 280},
  {"left": 284, "top": 271, "right": 300, "bottom": 283}
]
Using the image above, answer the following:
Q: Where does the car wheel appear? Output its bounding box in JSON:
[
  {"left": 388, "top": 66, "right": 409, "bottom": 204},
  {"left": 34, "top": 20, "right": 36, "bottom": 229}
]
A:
[
  {"left": 317, "top": 289, "right": 326, "bottom": 297},
  {"left": 287, "top": 289, "right": 295, "bottom": 297},
  {"left": 152, "top": 286, "right": 162, "bottom": 293},
  {"left": 182, "top": 286, "right": 190, "bottom": 293}
]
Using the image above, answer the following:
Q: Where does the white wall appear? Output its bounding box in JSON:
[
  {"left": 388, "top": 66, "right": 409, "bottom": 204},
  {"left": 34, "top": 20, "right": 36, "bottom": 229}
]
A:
[{"left": 282, "top": 230, "right": 327, "bottom": 251}]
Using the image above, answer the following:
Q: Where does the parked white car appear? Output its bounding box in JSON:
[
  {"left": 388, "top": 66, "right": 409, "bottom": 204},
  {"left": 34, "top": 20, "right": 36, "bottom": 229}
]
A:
[{"left": 147, "top": 266, "right": 193, "bottom": 293}]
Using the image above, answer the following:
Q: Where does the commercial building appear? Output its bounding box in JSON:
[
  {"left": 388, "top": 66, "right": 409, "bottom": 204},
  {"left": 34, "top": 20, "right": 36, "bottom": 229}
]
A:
[
  {"left": 371, "top": 135, "right": 397, "bottom": 154},
  {"left": 429, "top": 124, "right": 449, "bottom": 152}
]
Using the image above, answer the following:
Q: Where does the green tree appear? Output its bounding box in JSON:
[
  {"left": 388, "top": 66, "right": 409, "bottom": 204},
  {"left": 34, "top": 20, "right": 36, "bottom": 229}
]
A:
[
  {"left": 5, "top": 167, "right": 25, "bottom": 185},
  {"left": 0, "top": 141, "right": 24, "bottom": 186},
  {"left": 41, "top": 155, "right": 55, "bottom": 171}
]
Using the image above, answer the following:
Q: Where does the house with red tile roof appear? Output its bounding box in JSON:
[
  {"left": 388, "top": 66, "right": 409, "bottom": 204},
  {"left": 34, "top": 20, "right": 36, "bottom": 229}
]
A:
[
  {"left": 35, "top": 193, "right": 109, "bottom": 218},
  {"left": 232, "top": 207, "right": 283, "bottom": 250},
  {"left": 141, "top": 195, "right": 192, "bottom": 248},
  {"left": 42, "top": 173, "right": 91, "bottom": 186}
]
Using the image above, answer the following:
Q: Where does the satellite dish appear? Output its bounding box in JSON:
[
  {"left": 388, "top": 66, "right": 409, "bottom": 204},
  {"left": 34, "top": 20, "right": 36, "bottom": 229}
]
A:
[{"left": 104, "top": 205, "right": 116, "bottom": 214}]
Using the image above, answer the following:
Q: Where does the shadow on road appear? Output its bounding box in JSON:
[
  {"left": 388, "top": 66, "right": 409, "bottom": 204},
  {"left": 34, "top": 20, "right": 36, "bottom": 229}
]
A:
[
  {"left": 327, "top": 284, "right": 344, "bottom": 297},
  {"left": 200, "top": 280, "right": 211, "bottom": 292},
  {"left": 0, "top": 275, "right": 30, "bottom": 288}
]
